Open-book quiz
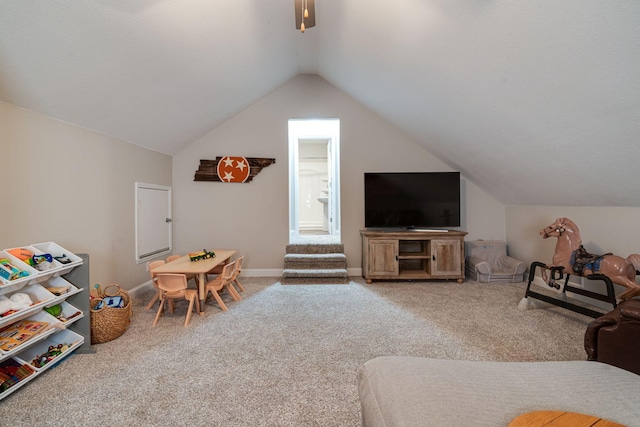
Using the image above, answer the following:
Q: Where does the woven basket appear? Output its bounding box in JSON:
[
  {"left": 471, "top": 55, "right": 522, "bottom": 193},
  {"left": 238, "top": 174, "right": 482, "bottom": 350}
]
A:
[{"left": 90, "top": 284, "right": 132, "bottom": 344}]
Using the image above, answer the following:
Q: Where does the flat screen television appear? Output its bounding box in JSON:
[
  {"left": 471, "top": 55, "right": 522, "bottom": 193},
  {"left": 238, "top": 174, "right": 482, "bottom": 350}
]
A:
[{"left": 364, "top": 172, "right": 461, "bottom": 229}]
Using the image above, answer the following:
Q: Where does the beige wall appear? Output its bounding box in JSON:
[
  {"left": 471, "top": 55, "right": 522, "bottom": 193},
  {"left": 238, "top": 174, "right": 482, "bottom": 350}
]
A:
[
  {"left": 1, "top": 101, "right": 172, "bottom": 290},
  {"left": 172, "top": 75, "right": 505, "bottom": 273},
  {"left": 5, "top": 76, "right": 637, "bottom": 287}
]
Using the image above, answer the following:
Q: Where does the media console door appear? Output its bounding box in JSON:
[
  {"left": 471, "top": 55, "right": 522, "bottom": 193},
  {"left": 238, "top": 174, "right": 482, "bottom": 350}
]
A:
[
  {"left": 361, "top": 230, "right": 467, "bottom": 283},
  {"left": 365, "top": 239, "right": 399, "bottom": 277},
  {"left": 430, "top": 239, "right": 462, "bottom": 277}
]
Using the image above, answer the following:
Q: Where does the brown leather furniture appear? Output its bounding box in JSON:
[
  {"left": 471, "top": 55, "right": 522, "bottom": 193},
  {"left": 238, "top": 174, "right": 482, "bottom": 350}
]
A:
[{"left": 585, "top": 299, "right": 640, "bottom": 375}]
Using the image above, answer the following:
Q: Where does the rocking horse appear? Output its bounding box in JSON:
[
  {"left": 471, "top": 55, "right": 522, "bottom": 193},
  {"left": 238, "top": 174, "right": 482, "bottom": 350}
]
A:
[{"left": 520, "top": 217, "right": 640, "bottom": 318}]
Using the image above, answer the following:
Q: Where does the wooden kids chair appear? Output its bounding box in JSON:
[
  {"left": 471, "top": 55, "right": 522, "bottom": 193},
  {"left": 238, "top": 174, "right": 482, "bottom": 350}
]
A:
[
  {"left": 145, "top": 260, "right": 166, "bottom": 311},
  {"left": 231, "top": 255, "right": 245, "bottom": 293},
  {"left": 204, "top": 261, "right": 240, "bottom": 311},
  {"left": 166, "top": 254, "right": 198, "bottom": 287},
  {"left": 153, "top": 273, "right": 200, "bottom": 327}
]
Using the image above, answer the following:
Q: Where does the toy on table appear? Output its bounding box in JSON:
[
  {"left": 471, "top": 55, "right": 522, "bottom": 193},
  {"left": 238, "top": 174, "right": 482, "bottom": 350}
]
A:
[{"left": 189, "top": 249, "right": 216, "bottom": 262}]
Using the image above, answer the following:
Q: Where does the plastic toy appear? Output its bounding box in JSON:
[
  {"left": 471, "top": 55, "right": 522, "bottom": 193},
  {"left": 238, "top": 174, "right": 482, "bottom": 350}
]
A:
[
  {"left": 0, "top": 258, "right": 29, "bottom": 281},
  {"left": 31, "top": 343, "right": 71, "bottom": 369},
  {"left": 189, "top": 249, "right": 216, "bottom": 262},
  {"left": 59, "top": 310, "right": 82, "bottom": 322},
  {"left": 32, "top": 254, "right": 52, "bottom": 264},
  {"left": 8, "top": 248, "right": 34, "bottom": 263},
  {"left": 5, "top": 249, "right": 53, "bottom": 270},
  {"left": 44, "top": 304, "right": 63, "bottom": 317},
  {"left": 31, "top": 253, "right": 54, "bottom": 271},
  {"left": 54, "top": 254, "right": 72, "bottom": 264}
]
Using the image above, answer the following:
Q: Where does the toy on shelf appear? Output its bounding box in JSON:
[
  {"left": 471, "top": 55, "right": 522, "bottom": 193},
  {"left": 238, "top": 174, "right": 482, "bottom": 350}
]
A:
[
  {"left": 7, "top": 248, "right": 35, "bottom": 263},
  {"left": 53, "top": 255, "right": 72, "bottom": 265},
  {"left": 0, "top": 258, "right": 28, "bottom": 281},
  {"left": 0, "top": 319, "right": 49, "bottom": 352},
  {"left": 189, "top": 249, "right": 216, "bottom": 262},
  {"left": 43, "top": 304, "right": 62, "bottom": 318},
  {"left": 0, "top": 359, "right": 35, "bottom": 393},
  {"left": 8, "top": 248, "right": 55, "bottom": 272},
  {"left": 30, "top": 343, "right": 73, "bottom": 369},
  {"left": 44, "top": 285, "right": 70, "bottom": 296},
  {"left": 31, "top": 254, "right": 53, "bottom": 272},
  {"left": 0, "top": 293, "right": 32, "bottom": 316}
]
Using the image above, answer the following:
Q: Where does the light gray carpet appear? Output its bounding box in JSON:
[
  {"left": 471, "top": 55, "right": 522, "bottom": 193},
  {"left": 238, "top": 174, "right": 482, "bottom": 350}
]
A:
[{"left": 2, "top": 278, "right": 593, "bottom": 426}]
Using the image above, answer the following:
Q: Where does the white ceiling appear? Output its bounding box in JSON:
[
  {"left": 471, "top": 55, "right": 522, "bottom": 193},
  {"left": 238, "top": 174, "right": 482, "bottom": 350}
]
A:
[{"left": 1, "top": 1, "right": 639, "bottom": 206}]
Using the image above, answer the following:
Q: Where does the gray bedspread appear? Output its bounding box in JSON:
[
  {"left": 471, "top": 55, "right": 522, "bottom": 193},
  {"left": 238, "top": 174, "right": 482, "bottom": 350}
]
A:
[{"left": 358, "top": 357, "right": 640, "bottom": 427}]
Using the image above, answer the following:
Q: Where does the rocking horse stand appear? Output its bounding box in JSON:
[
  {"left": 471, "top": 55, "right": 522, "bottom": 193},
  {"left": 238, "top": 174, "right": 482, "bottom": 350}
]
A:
[{"left": 523, "top": 261, "right": 617, "bottom": 318}]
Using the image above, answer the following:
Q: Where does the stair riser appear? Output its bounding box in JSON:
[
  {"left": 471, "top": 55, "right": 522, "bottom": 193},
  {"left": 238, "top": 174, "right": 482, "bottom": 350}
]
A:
[
  {"left": 282, "top": 269, "right": 348, "bottom": 278},
  {"left": 282, "top": 277, "right": 349, "bottom": 284},
  {"left": 284, "top": 260, "right": 347, "bottom": 270},
  {"left": 285, "top": 244, "right": 345, "bottom": 254}
]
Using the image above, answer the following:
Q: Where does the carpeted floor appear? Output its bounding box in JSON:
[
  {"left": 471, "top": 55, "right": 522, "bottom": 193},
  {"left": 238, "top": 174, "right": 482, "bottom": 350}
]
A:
[{"left": 2, "top": 277, "right": 593, "bottom": 426}]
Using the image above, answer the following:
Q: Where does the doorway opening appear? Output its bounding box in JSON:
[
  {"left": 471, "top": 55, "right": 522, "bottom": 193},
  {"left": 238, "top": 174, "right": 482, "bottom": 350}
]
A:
[{"left": 288, "top": 119, "right": 340, "bottom": 244}]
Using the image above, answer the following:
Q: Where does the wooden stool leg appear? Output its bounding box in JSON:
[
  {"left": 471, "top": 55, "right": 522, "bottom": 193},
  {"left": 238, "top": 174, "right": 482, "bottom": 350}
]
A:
[
  {"left": 145, "top": 291, "right": 159, "bottom": 311},
  {"left": 185, "top": 297, "right": 195, "bottom": 326},
  {"left": 227, "top": 284, "right": 241, "bottom": 301},
  {"left": 209, "top": 289, "right": 228, "bottom": 311},
  {"left": 153, "top": 299, "right": 165, "bottom": 327},
  {"left": 234, "top": 278, "right": 245, "bottom": 293}
]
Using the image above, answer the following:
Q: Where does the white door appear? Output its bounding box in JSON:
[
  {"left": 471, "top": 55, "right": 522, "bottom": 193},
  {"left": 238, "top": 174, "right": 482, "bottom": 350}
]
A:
[
  {"left": 135, "top": 183, "right": 172, "bottom": 263},
  {"left": 326, "top": 137, "right": 341, "bottom": 237}
]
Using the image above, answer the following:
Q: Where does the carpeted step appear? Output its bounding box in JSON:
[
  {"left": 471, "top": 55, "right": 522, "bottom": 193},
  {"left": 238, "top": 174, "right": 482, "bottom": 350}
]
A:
[
  {"left": 284, "top": 253, "right": 347, "bottom": 270},
  {"left": 286, "top": 244, "right": 345, "bottom": 255},
  {"left": 283, "top": 244, "right": 348, "bottom": 284}
]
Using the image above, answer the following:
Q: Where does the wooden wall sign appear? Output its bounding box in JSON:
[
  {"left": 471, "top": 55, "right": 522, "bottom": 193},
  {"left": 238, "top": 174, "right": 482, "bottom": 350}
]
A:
[{"left": 194, "top": 156, "right": 276, "bottom": 183}]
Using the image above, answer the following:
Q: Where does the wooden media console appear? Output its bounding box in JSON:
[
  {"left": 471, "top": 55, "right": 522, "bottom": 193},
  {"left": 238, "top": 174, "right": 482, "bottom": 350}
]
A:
[{"left": 361, "top": 229, "right": 467, "bottom": 283}]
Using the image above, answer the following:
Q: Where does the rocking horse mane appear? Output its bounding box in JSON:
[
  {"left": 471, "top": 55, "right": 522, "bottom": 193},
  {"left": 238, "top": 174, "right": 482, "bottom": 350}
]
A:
[{"left": 558, "top": 217, "right": 577, "bottom": 231}]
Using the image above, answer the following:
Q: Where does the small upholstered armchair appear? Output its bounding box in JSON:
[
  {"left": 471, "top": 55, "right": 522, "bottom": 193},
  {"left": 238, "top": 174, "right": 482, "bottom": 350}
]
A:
[{"left": 465, "top": 240, "right": 526, "bottom": 283}]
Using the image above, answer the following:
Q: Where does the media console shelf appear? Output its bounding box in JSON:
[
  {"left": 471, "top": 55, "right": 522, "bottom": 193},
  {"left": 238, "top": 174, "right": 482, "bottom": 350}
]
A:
[{"left": 361, "top": 230, "right": 467, "bottom": 283}]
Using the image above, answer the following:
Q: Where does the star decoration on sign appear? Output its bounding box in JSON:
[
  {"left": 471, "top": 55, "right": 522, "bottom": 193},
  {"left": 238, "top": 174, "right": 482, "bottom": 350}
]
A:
[
  {"left": 194, "top": 157, "right": 275, "bottom": 183},
  {"left": 216, "top": 156, "right": 251, "bottom": 183}
]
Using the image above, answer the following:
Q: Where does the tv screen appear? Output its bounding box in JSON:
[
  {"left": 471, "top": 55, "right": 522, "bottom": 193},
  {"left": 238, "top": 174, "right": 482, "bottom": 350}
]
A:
[{"left": 364, "top": 172, "right": 461, "bottom": 229}]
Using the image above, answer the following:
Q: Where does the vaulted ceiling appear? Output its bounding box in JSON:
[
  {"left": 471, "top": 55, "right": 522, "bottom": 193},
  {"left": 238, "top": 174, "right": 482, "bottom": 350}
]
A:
[{"left": 1, "top": 1, "right": 639, "bottom": 206}]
